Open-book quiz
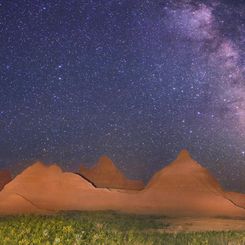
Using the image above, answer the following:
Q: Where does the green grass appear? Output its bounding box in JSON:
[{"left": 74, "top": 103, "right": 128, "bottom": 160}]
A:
[{"left": 0, "top": 211, "right": 244, "bottom": 244}]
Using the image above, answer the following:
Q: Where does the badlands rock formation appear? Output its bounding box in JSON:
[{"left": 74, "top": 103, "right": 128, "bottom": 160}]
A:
[
  {"left": 79, "top": 155, "right": 144, "bottom": 190},
  {"left": 133, "top": 150, "right": 245, "bottom": 217},
  {"left": 0, "top": 151, "right": 244, "bottom": 217},
  {"left": 0, "top": 162, "right": 125, "bottom": 214}
]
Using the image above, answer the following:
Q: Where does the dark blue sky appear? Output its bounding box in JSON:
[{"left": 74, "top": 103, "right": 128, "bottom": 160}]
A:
[{"left": 0, "top": 0, "right": 244, "bottom": 191}]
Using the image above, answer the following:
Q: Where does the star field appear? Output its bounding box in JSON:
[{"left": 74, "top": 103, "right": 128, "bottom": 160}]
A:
[{"left": 0, "top": 0, "right": 244, "bottom": 191}]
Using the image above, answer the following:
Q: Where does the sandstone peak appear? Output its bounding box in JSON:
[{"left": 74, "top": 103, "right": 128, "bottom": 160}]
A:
[
  {"left": 176, "top": 149, "right": 191, "bottom": 160},
  {"left": 167, "top": 149, "right": 202, "bottom": 171},
  {"left": 95, "top": 155, "right": 117, "bottom": 170},
  {"left": 79, "top": 156, "right": 144, "bottom": 190},
  {"left": 146, "top": 150, "right": 222, "bottom": 193}
]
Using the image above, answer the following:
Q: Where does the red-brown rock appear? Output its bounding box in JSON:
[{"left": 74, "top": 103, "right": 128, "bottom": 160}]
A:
[{"left": 79, "top": 156, "right": 144, "bottom": 190}]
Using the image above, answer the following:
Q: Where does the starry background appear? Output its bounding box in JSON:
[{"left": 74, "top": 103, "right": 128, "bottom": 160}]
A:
[{"left": 0, "top": 0, "right": 244, "bottom": 191}]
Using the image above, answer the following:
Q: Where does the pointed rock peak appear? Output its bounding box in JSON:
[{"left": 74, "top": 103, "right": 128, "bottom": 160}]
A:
[
  {"left": 176, "top": 149, "right": 192, "bottom": 160},
  {"left": 146, "top": 150, "right": 223, "bottom": 192},
  {"left": 82, "top": 156, "right": 144, "bottom": 190},
  {"left": 168, "top": 149, "right": 204, "bottom": 172},
  {"left": 99, "top": 155, "right": 113, "bottom": 163},
  {"left": 96, "top": 155, "right": 116, "bottom": 169}
]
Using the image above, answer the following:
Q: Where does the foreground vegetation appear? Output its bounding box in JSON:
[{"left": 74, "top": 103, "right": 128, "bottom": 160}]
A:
[{"left": 0, "top": 211, "right": 244, "bottom": 245}]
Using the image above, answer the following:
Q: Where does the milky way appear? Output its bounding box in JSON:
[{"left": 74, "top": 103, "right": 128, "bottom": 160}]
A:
[{"left": 0, "top": 0, "right": 244, "bottom": 191}]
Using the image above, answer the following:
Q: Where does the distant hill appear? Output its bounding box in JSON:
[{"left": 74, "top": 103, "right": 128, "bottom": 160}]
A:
[
  {"left": 79, "top": 155, "right": 144, "bottom": 190},
  {"left": 136, "top": 149, "right": 245, "bottom": 217},
  {"left": 0, "top": 152, "right": 244, "bottom": 217}
]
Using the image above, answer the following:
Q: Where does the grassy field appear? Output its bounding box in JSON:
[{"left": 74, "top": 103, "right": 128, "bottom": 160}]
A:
[{"left": 0, "top": 211, "right": 244, "bottom": 245}]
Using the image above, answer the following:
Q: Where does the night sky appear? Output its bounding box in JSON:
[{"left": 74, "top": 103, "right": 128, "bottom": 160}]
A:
[{"left": 0, "top": 0, "right": 244, "bottom": 191}]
